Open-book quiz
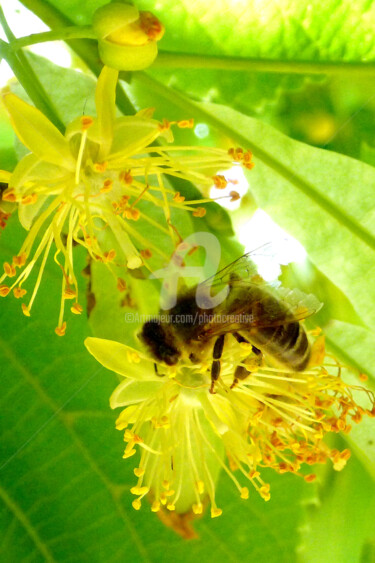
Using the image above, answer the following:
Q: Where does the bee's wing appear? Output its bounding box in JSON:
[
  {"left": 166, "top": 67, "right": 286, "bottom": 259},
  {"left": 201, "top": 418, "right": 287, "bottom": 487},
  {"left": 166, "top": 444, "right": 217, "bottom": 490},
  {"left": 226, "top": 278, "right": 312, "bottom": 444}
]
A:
[
  {"left": 195, "top": 241, "right": 322, "bottom": 340},
  {"left": 200, "top": 242, "right": 283, "bottom": 291},
  {"left": 198, "top": 285, "right": 322, "bottom": 339}
]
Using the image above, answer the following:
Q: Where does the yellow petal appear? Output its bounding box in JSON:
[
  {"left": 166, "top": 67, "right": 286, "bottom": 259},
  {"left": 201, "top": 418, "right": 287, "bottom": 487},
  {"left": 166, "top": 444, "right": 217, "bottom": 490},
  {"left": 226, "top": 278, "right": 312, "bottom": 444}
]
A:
[
  {"left": 0, "top": 170, "right": 11, "bottom": 183},
  {"left": 84, "top": 337, "right": 156, "bottom": 381},
  {"left": 2, "top": 93, "right": 75, "bottom": 171},
  {"left": 110, "top": 379, "right": 162, "bottom": 409},
  {"left": 94, "top": 66, "right": 118, "bottom": 159}
]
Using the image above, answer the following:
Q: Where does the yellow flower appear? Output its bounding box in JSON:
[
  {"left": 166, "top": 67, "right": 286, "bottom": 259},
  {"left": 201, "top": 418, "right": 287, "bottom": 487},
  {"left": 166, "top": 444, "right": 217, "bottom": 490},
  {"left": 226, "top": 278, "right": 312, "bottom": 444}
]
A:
[
  {"left": 85, "top": 334, "right": 375, "bottom": 517},
  {"left": 93, "top": 3, "right": 164, "bottom": 70},
  {"left": 0, "top": 67, "right": 251, "bottom": 333}
]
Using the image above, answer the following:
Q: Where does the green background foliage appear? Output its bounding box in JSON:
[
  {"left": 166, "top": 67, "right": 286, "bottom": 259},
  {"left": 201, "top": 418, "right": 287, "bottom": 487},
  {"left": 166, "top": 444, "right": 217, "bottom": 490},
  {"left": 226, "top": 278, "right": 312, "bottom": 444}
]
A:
[{"left": 1, "top": 0, "right": 375, "bottom": 561}]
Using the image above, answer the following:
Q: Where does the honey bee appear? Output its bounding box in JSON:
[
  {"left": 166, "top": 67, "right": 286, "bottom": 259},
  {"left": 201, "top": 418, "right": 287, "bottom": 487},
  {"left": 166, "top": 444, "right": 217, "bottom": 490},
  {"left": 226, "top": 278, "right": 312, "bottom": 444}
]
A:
[{"left": 140, "top": 244, "right": 321, "bottom": 392}]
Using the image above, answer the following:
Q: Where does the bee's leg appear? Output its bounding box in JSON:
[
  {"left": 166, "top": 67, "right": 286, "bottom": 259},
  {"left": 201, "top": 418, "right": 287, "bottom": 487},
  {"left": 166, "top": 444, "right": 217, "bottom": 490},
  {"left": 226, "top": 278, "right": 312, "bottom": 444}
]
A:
[
  {"left": 233, "top": 331, "right": 249, "bottom": 344},
  {"left": 230, "top": 365, "right": 250, "bottom": 389},
  {"left": 154, "top": 363, "right": 165, "bottom": 377},
  {"left": 231, "top": 333, "right": 262, "bottom": 389},
  {"left": 209, "top": 334, "right": 225, "bottom": 394}
]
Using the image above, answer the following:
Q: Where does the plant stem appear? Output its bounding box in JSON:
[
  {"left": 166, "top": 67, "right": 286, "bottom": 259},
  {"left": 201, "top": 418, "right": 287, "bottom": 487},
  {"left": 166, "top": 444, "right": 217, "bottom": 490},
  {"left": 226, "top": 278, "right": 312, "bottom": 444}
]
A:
[
  {"left": 9, "top": 26, "right": 97, "bottom": 50},
  {"left": 155, "top": 51, "right": 375, "bottom": 77},
  {"left": 0, "top": 6, "right": 65, "bottom": 132}
]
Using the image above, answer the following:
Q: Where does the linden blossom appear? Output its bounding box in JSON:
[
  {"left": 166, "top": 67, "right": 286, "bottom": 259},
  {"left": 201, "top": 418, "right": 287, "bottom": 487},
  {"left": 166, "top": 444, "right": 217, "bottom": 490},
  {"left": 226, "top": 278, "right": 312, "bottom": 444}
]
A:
[
  {"left": 0, "top": 66, "right": 254, "bottom": 335},
  {"left": 84, "top": 333, "right": 375, "bottom": 518}
]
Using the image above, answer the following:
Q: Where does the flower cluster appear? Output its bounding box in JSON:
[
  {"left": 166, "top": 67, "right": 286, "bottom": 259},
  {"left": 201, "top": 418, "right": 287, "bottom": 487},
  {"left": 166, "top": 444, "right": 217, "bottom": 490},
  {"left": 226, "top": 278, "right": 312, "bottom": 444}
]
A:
[
  {"left": 0, "top": 66, "right": 253, "bottom": 334},
  {"left": 85, "top": 333, "right": 375, "bottom": 518}
]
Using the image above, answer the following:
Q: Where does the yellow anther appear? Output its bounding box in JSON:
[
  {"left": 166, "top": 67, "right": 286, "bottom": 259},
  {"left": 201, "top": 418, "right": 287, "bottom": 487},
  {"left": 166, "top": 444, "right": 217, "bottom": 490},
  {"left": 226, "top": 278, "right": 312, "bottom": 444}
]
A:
[
  {"left": 117, "top": 277, "right": 127, "bottom": 292},
  {"left": 211, "top": 507, "right": 222, "bottom": 518},
  {"left": 55, "top": 322, "right": 67, "bottom": 336},
  {"left": 196, "top": 480, "right": 205, "bottom": 494},
  {"left": 21, "top": 193, "right": 38, "bottom": 205},
  {"left": 124, "top": 429, "right": 134, "bottom": 441},
  {"left": 166, "top": 503, "right": 175, "bottom": 511},
  {"left": 134, "top": 467, "right": 145, "bottom": 477},
  {"left": 4, "top": 262, "right": 16, "bottom": 277},
  {"left": 100, "top": 179, "right": 113, "bottom": 193},
  {"left": 13, "top": 253, "right": 27, "bottom": 267},
  {"left": 240, "top": 342, "right": 252, "bottom": 351},
  {"left": 140, "top": 249, "right": 152, "bottom": 259},
  {"left": 151, "top": 500, "right": 160, "bottom": 512},
  {"left": 177, "top": 118, "right": 194, "bottom": 128},
  {"left": 125, "top": 208, "right": 141, "bottom": 221},
  {"left": 130, "top": 486, "right": 149, "bottom": 496},
  {"left": 132, "top": 499, "right": 141, "bottom": 511},
  {"left": 192, "top": 207, "right": 206, "bottom": 217},
  {"left": 249, "top": 470, "right": 260, "bottom": 479},
  {"left": 22, "top": 303, "right": 30, "bottom": 317},
  {"left": 81, "top": 116, "right": 94, "bottom": 130},
  {"left": 103, "top": 249, "right": 116, "bottom": 263},
  {"left": 164, "top": 489, "right": 175, "bottom": 497},
  {"left": 160, "top": 492, "right": 167, "bottom": 505},
  {"left": 0, "top": 285, "right": 10, "bottom": 296},
  {"left": 119, "top": 170, "right": 133, "bottom": 184},
  {"left": 192, "top": 503, "right": 203, "bottom": 515},
  {"left": 304, "top": 474, "right": 317, "bottom": 483},
  {"left": 230, "top": 191, "right": 240, "bottom": 201},
  {"left": 259, "top": 485, "right": 271, "bottom": 501},
  {"left": 13, "top": 287, "right": 27, "bottom": 299},
  {"left": 212, "top": 174, "right": 228, "bottom": 189},
  {"left": 123, "top": 449, "right": 136, "bottom": 458},
  {"left": 2, "top": 187, "right": 17, "bottom": 202},
  {"left": 162, "top": 480, "right": 170, "bottom": 490},
  {"left": 240, "top": 487, "right": 249, "bottom": 499},
  {"left": 63, "top": 288, "right": 76, "bottom": 299},
  {"left": 173, "top": 192, "right": 185, "bottom": 203},
  {"left": 94, "top": 161, "right": 108, "bottom": 173},
  {"left": 71, "top": 303, "right": 83, "bottom": 315}
]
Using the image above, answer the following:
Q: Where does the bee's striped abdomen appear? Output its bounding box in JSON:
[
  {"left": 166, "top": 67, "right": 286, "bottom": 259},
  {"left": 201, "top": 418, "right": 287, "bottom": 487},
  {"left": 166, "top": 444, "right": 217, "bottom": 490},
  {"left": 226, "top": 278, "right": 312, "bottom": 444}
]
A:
[{"left": 247, "top": 321, "right": 311, "bottom": 371}]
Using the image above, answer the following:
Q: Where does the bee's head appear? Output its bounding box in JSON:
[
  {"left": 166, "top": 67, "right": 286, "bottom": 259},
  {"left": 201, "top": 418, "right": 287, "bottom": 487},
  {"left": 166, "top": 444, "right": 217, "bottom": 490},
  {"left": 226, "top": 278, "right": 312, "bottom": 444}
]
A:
[{"left": 139, "top": 320, "right": 181, "bottom": 366}]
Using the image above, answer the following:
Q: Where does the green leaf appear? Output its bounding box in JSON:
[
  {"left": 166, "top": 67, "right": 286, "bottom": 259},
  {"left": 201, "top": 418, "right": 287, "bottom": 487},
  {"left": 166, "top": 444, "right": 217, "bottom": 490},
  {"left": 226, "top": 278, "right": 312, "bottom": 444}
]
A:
[{"left": 298, "top": 451, "right": 375, "bottom": 563}]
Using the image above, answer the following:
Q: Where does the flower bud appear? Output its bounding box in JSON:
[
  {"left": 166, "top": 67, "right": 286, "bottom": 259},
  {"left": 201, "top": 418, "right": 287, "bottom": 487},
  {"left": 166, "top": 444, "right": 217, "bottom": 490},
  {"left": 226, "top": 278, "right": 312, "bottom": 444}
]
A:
[{"left": 92, "top": 3, "right": 164, "bottom": 71}]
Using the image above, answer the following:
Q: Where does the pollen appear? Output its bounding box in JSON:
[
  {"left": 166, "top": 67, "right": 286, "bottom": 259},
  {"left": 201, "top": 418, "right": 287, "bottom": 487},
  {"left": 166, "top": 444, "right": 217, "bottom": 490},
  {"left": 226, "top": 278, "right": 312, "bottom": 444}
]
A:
[
  {"left": 21, "top": 193, "right": 38, "bottom": 205},
  {"left": 119, "top": 170, "right": 133, "bottom": 184},
  {"left": 13, "top": 287, "right": 27, "bottom": 299},
  {"left": 132, "top": 499, "right": 142, "bottom": 510},
  {"left": 125, "top": 208, "right": 141, "bottom": 221},
  {"left": 71, "top": 303, "right": 83, "bottom": 315},
  {"left": 117, "top": 278, "right": 127, "bottom": 292},
  {"left": 173, "top": 192, "right": 185, "bottom": 203},
  {"left": 151, "top": 500, "right": 161, "bottom": 512},
  {"left": 213, "top": 174, "right": 228, "bottom": 189},
  {"left": 211, "top": 507, "right": 223, "bottom": 518},
  {"left": 80, "top": 116, "right": 94, "bottom": 130},
  {"left": 2, "top": 187, "right": 17, "bottom": 202},
  {"left": 0, "top": 284, "right": 10, "bottom": 296},
  {"left": 4, "top": 262, "right": 16, "bottom": 277},
  {"left": 21, "top": 303, "right": 30, "bottom": 316},
  {"left": 140, "top": 249, "right": 152, "bottom": 259},
  {"left": 100, "top": 179, "right": 113, "bottom": 193},
  {"left": 55, "top": 322, "right": 67, "bottom": 336},
  {"left": 103, "top": 250, "right": 116, "bottom": 263},
  {"left": 192, "top": 207, "right": 206, "bottom": 217},
  {"left": 94, "top": 161, "right": 108, "bottom": 173},
  {"left": 13, "top": 253, "right": 27, "bottom": 267},
  {"left": 177, "top": 118, "right": 194, "bottom": 128},
  {"left": 63, "top": 288, "right": 76, "bottom": 299}
]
